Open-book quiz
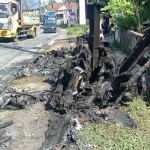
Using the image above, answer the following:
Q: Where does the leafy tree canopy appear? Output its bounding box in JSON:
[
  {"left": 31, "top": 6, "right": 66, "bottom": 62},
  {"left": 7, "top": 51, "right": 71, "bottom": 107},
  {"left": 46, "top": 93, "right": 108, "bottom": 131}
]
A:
[{"left": 101, "top": 0, "right": 150, "bottom": 32}]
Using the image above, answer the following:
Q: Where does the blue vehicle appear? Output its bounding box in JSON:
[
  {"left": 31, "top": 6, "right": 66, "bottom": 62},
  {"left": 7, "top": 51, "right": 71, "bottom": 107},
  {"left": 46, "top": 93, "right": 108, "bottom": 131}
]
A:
[
  {"left": 45, "top": 12, "right": 57, "bottom": 23},
  {"left": 43, "top": 12, "right": 57, "bottom": 33},
  {"left": 43, "top": 22, "right": 57, "bottom": 33}
]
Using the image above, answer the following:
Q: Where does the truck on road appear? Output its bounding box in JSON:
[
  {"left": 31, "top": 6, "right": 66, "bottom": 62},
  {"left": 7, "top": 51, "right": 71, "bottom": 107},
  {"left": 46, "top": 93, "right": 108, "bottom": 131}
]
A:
[
  {"left": 0, "top": 0, "right": 40, "bottom": 42},
  {"left": 43, "top": 12, "right": 56, "bottom": 25},
  {"left": 43, "top": 12, "right": 57, "bottom": 33}
]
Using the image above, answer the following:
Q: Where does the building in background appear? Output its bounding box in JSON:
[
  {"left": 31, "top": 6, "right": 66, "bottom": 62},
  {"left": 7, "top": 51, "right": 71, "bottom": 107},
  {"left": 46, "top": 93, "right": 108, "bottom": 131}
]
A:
[{"left": 47, "top": 2, "right": 78, "bottom": 25}]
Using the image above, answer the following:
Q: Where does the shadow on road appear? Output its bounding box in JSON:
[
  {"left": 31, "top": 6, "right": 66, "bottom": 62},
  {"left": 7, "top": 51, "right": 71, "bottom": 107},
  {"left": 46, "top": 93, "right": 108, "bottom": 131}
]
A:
[
  {"left": 41, "top": 32, "right": 57, "bottom": 34},
  {"left": 0, "top": 36, "right": 29, "bottom": 43},
  {"left": 0, "top": 43, "right": 40, "bottom": 55}
]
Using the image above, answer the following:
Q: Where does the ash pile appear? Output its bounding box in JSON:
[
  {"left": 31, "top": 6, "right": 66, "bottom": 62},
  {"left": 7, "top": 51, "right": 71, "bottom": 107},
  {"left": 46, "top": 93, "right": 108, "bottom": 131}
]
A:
[
  {"left": 40, "top": 25, "right": 150, "bottom": 149},
  {"left": 37, "top": 32, "right": 148, "bottom": 150},
  {"left": 0, "top": 47, "right": 70, "bottom": 146}
]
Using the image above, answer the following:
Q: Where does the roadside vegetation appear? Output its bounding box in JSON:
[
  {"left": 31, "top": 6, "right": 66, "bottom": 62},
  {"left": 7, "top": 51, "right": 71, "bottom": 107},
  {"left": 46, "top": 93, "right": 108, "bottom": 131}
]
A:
[
  {"left": 69, "top": 0, "right": 150, "bottom": 33},
  {"left": 59, "top": 24, "right": 88, "bottom": 37},
  {"left": 101, "top": 0, "right": 150, "bottom": 33},
  {"left": 79, "top": 93, "right": 150, "bottom": 150},
  {"left": 112, "top": 40, "right": 131, "bottom": 55}
]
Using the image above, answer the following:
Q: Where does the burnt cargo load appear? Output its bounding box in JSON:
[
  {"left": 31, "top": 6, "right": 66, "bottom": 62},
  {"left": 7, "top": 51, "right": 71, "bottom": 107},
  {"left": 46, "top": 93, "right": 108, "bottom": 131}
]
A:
[{"left": 0, "top": 0, "right": 40, "bottom": 42}]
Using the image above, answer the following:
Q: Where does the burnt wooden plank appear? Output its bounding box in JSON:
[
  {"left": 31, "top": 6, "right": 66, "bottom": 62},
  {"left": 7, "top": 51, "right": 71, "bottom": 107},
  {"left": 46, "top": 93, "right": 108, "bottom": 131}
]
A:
[
  {"left": 119, "top": 28, "right": 150, "bottom": 74},
  {"left": 86, "top": 2, "right": 105, "bottom": 71},
  {"left": 0, "top": 121, "right": 13, "bottom": 129}
]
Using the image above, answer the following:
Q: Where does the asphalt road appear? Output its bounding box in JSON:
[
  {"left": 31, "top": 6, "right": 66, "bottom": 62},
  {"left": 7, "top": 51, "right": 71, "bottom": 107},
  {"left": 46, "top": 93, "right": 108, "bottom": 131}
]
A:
[
  {"left": 0, "top": 25, "right": 67, "bottom": 150},
  {"left": 0, "top": 25, "right": 66, "bottom": 84}
]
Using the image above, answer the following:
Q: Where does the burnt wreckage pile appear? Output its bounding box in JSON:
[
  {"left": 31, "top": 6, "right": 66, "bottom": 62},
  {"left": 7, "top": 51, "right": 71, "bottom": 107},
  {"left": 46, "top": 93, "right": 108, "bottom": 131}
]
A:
[
  {"left": 1, "top": 3, "right": 150, "bottom": 149},
  {"left": 40, "top": 5, "right": 150, "bottom": 149},
  {"left": 40, "top": 25, "right": 150, "bottom": 149}
]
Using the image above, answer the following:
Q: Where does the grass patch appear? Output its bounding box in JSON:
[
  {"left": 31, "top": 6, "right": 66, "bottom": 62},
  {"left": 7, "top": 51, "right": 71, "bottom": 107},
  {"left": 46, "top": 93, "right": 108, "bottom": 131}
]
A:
[
  {"left": 79, "top": 93, "right": 150, "bottom": 150},
  {"left": 112, "top": 40, "right": 131, "bottom": 55},
  {"left": 59, "top": 24, "right": 88, "bottom": 37},
  {"left": 9, "top": 76, "right": 47, "bottom": 88},
  {"left": 10, "top": 77, "right": 33, "bottom": 87}
]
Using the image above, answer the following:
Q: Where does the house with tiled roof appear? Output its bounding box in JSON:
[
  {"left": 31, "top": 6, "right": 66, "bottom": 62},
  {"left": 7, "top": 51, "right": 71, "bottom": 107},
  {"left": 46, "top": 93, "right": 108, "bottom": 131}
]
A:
[{"left": 47, "top": 2, "right": 78, "bottom": 24}]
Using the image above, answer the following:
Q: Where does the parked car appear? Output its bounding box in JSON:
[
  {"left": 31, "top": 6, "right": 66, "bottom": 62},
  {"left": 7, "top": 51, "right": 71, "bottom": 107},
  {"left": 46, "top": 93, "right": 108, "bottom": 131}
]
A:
[{"left": 43, "top": 22, "right": 57, "bottom": 33}]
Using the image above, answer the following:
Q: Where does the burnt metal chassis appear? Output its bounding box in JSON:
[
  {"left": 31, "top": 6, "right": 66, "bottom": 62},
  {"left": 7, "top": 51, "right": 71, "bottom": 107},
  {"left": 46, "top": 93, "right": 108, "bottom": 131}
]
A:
[{"left": 86, "top": 2, "right": 150, "bottom": 107}]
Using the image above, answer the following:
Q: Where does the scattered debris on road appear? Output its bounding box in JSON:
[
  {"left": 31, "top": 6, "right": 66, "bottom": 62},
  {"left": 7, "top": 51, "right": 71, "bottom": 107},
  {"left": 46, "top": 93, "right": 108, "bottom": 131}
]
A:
[{"left": 0, "top": 121, "right": 13, "bottom": 145}]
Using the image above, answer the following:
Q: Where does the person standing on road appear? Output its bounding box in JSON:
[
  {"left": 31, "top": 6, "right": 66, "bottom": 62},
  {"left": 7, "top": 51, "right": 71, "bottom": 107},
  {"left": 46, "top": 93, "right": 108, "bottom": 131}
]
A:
[{"left": 103, "top": 10, "right": 112, "bottom": 34}]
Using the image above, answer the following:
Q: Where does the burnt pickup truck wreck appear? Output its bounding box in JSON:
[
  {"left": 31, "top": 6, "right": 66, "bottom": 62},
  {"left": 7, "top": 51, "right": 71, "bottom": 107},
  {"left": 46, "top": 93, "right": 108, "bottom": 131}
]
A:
[{"left": 1, "top": 2, "right": 150, "bottom": 150}]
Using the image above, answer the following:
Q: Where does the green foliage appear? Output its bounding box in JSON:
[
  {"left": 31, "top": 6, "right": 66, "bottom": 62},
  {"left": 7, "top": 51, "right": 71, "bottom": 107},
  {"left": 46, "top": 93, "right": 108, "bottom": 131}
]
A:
[
  {"left": 102, "top": 0, "right": 134, "bottom": 18},
  {"left": 139, "top": 1, "right": 150, "bottom": 22},
  {"left": 60, "top": 24, "right": 88, "bottom": 37},
  {"left": 116, "top": 14, "right": 138, "bottom": 31},
  {"left": 101, "top": 0, "right": 150, "bottom": 32},
  {"left": 112, "top": 40, "right": 131, "bottom": 54},
  {"left": 79, "top": 93, "right": 150, "bottom": 150},
  {"left": 101, "top": 0, "right": 136, "bottom": 31}
]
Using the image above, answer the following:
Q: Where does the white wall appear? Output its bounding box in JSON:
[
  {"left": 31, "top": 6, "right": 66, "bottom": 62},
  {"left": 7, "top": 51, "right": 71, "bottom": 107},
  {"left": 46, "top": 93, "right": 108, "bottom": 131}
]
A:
[{"left": 115, "top": 29, "right": 143, "bottom": 50}]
